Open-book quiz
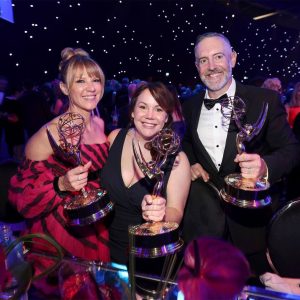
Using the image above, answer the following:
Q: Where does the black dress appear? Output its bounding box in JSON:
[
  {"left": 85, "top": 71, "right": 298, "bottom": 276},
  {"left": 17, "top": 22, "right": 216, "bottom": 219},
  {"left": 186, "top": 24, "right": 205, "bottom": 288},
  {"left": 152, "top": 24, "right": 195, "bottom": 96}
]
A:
[
  {"left": 101, "top": 129, "right": 174, "bottom": 264},
  {"left": 1, "top": 97, "right": 25, "bottom": 155}
]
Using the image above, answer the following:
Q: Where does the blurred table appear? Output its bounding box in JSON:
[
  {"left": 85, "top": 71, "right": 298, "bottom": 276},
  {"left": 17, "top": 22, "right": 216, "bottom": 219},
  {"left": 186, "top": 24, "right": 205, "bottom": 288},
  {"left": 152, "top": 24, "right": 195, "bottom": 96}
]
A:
[{"left": 26, "top": 252, "right": 300, "bottom": 300}]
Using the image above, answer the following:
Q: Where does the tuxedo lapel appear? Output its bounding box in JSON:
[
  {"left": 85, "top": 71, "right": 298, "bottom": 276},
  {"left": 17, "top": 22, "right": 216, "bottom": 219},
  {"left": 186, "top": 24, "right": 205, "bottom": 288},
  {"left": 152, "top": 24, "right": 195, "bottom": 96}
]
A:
[{"left": 220, "top": 118, "right": 238, "bottom": 173}]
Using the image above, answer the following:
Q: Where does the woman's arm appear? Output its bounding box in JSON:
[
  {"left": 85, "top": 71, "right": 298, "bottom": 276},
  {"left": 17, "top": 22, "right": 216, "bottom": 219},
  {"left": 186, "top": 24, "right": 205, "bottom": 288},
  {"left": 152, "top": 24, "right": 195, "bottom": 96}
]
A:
[
  {"left": 27, "top": 124, "right": 92, "bottom": 192},
  {"left": 107, "top": 128, "right": 121, "bottom": 148},
  {"left": 9, "top": 124, "right": 91, "bottom": 219},
  {"left": 165, "top": 151, "right": 191, "bottom": 224},
  {"left": 260, "top": 272, "right": 300, "bottom": 295}
]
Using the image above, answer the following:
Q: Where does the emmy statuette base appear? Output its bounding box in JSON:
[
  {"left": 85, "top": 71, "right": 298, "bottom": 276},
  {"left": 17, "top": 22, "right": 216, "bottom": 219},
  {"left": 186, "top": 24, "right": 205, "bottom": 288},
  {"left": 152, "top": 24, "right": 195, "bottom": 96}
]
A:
[{"left": 220, "top": 173, "right": 271, "bottom": 209}]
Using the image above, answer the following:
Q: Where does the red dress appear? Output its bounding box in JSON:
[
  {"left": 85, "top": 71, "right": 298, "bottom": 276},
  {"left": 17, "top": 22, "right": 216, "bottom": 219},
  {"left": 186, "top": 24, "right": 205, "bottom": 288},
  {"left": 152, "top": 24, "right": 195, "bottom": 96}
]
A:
[
  {"left": 9, "top": 143, "right": 110, "bottom": 262},
  {"left": 288, "top": 106, "right": 300, "bottom": 128}
]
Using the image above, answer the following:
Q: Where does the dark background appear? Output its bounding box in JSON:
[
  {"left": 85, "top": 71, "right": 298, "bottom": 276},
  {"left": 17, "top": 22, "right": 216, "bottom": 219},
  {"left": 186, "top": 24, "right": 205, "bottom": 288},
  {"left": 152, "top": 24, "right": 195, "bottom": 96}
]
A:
[{"left": 0, "top": 0, "right": 299, "bottom": 87}]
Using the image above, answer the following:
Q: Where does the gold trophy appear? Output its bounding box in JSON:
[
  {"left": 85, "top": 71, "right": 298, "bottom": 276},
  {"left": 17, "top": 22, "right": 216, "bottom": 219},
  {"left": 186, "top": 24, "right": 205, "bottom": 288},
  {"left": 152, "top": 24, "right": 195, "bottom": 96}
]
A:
[
  {"left": 220, "top": 96, "right": 271, "bottom": 209},
  {"left": 128, "top": 128, "right": 183, "bottom": 299},
  {"left": 47, "top": 112, "right": 113, "bottom": 226}
]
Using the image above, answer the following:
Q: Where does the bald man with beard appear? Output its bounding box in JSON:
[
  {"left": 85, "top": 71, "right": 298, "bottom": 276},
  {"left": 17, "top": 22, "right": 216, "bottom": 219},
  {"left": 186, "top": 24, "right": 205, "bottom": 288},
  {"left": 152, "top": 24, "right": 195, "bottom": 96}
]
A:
[{"left": 181, "top": 32, "right": 300, "bottom": 275}]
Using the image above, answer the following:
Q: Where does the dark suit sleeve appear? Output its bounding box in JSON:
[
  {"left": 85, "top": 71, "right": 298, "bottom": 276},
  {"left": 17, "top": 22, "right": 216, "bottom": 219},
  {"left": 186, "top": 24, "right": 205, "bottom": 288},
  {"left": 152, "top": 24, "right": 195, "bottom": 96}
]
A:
[
  {"left": 182, "top": 99, "right": 198, "bottom": 166},
  {"left": 261, "top": 93, "right": 300, "bottom": 184}
]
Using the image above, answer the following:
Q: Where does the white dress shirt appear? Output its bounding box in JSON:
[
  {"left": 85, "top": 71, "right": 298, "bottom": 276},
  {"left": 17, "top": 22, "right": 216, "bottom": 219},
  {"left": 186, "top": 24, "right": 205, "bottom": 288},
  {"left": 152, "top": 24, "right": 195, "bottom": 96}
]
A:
[{"left": 197, "top": 78, "right": 236, "bottom": 170}]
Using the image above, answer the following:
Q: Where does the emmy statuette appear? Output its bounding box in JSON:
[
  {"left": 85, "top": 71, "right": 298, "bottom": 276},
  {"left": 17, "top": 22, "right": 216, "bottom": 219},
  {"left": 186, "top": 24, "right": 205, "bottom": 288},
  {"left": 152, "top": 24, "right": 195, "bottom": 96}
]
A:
[
  {"left": 128, "top": 128, "right": 183, "bottom": 300},
  {"left": 220, "top": 96, "right": 271, "bottom": 209},
  {"left": 47, "top": 112, "right": 114, "bottom": 226}
]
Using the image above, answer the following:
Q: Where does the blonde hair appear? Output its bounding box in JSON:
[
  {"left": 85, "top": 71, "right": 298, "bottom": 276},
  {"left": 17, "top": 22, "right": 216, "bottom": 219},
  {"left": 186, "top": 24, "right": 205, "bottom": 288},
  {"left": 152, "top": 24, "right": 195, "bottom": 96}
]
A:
[
  {"left": 290, "top": 82, "right": 300, "bottom": 107},
  {"left": 59, "top": 47, "right": 105, "bottom": 97}
]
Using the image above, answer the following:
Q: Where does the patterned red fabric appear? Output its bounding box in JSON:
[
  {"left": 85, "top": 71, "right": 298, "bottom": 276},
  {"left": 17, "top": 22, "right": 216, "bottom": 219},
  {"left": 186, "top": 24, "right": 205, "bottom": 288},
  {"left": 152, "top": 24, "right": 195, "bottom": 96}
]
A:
[
  {"left": 288, "top": 106, "right": 300, "bottom": 128},
  {"left": 9, "top": 143, "right": 110, "bottom": 262}
]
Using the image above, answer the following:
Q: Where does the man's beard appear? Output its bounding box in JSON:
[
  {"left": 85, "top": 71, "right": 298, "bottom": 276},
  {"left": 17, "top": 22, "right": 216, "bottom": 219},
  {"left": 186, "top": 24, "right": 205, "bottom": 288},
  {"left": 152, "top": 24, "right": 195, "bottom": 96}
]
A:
[{"left": 200, "top": 69, "right": 231, "bottom": 92}]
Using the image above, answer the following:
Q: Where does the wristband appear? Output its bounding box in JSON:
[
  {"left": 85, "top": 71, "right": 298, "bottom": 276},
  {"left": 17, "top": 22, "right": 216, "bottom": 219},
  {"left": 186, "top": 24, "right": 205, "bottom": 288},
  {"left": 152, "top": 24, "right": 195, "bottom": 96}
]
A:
[{"left": 53, "top": 176, "right": 68, "bottom": 197}]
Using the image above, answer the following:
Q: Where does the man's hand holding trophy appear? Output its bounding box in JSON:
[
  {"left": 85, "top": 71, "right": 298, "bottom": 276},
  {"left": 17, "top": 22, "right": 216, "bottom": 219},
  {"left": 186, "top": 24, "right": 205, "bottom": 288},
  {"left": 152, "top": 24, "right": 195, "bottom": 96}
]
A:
[{"left": 220, "top": 96, "right": 272, "bottom": 208}]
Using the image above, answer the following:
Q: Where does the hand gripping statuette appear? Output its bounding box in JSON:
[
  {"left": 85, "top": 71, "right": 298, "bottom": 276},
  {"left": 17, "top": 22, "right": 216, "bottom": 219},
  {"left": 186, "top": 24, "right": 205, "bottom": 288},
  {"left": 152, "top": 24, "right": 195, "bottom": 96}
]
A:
[
  {"left": 47, "top": 112, "right": 113, "bottom": 226},
  {"left": 219, "top": 96, "right": 271, "bottom": 209}
]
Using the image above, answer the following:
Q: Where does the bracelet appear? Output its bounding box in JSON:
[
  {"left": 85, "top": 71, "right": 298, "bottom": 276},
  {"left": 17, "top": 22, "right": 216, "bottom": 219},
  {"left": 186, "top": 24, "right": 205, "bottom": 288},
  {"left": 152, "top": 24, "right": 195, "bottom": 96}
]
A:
[{"left": 53, "top": 176, "right": 68, "bottom": 197}]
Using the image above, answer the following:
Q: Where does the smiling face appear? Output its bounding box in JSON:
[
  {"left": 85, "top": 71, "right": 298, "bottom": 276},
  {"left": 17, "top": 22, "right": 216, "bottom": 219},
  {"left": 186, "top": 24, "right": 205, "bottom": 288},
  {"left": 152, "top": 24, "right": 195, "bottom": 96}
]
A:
[
  {"left": 131, "top": 88, "right": 168, "bottom": 141},
  {"left": 60, "top": 67, "right": 103, "bottom": 114},
  {"left": 195, "top": 36, "right": 237, "bottom": 97}
]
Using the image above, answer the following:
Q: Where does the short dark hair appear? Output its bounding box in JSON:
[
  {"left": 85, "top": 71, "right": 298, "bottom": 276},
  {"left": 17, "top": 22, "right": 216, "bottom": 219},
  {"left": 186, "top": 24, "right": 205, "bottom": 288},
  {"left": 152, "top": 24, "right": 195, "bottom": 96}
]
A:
[
  {"left": 194, "top": 32, "right": 232, "bottom": 53},
  {"left": 129, "top": 81, "right": 177, "bottom": 129}
]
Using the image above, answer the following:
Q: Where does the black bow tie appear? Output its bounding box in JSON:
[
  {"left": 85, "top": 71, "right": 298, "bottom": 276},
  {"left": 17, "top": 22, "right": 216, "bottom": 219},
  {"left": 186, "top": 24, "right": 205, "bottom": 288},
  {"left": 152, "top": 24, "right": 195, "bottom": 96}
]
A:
[{"left": 203, "top": 94, "right": 227, "bottom": 110}]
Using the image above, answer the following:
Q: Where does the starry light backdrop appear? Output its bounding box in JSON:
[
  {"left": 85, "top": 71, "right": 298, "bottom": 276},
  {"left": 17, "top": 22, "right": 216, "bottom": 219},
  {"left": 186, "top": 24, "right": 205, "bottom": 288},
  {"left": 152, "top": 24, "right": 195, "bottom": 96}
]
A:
[{"left": 0, "top": 0, "right": 299, "bottom": 87}]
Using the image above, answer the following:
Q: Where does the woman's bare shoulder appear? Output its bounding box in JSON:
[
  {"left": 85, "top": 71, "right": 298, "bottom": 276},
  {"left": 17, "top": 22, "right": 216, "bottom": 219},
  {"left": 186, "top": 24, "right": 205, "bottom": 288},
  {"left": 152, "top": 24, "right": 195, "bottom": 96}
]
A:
[
  {"left": 178, "top": 151, "right": 189, "bottom": 163},
  {"left": 107, "top": 128, "right": 122, "bottom": 146},
  {"left": 172, "top": 151, "right": 191, "bottom": 172},
  {"left": 25, "top": 119, "right": 58, "bottom": 161}
]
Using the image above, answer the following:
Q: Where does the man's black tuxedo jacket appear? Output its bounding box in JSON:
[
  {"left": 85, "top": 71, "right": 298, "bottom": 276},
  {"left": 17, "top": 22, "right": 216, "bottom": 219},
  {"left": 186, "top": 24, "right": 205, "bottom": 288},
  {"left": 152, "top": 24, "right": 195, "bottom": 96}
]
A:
[
  {"left": 181, "top": 81, "right": 300, "bottom": 273},
  {"left": 182, "top": 81, "right": 300, "bottom": 190}
]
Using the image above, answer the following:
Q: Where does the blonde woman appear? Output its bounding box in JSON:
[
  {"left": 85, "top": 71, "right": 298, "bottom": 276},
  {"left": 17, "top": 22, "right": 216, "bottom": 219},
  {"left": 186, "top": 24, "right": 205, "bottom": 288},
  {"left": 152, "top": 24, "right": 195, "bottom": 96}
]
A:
[{"left": 9, "top": 48, "right": 110, "bottom": 262}]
